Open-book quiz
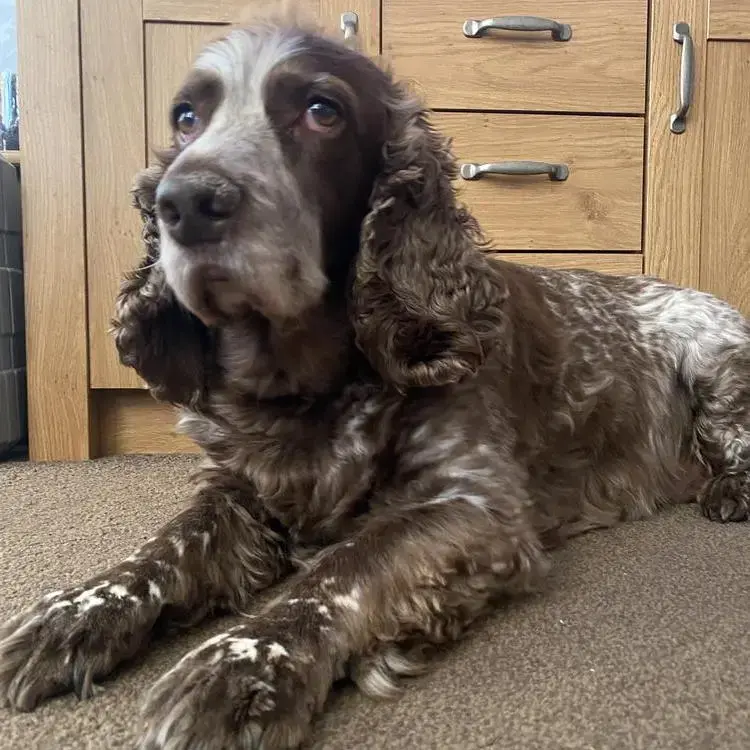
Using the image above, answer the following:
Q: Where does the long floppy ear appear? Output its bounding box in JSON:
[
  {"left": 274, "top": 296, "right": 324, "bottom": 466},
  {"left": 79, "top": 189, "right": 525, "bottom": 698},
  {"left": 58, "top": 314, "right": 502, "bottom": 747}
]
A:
[
  {"left": 111, "top": 160, "right": 215, "bottom": 407},
  {"left": 351, "top": 86, "right": 509, "bottom": 389}
]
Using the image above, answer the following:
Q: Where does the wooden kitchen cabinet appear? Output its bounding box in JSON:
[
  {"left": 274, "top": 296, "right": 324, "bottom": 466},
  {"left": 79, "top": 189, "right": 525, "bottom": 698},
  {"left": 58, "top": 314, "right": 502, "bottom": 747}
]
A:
[
  {"left": 18, "top": 0, "right": 749, "bottom": 459},
  {"left": 645, "top": 0, "right": 750, "bottom": 313},
  {"left": 698, "top": 43, "right": 750, "bottom": 312}
]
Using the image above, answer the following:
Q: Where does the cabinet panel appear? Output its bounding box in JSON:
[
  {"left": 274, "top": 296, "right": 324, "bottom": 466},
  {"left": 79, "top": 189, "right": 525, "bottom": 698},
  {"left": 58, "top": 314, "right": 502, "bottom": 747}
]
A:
[
  {"left": 83, "top": 0, "right": 146, "bottom": 389},
  {"left": 709, "top": 0, "right": 750, "bottom": 40},
  {"left": 143, "top": 0, "right": 381, "bottom": 55},
  {"left": 146, "top": 24, "right": 227, "bottom": 152},
  {"left": 94, "top": 390, "right": 198, "bottom": 456},
  {"left": 144, "top": 0, "right": 258, "bottom": 22},
  {"left": 700, "top": 43, "right": 750, "bottom": 314},
  {"left": 383, "top": 0, "right": 648, "bottom": 113},
  {"left": 644, "top": 0, "right": 709, "bottom": 288},
  {"left": 20, "top": 0, "right": 91, "bottom": 458},
  {"left": 434, "top": 113, "right": 644, "bottom": 252}
]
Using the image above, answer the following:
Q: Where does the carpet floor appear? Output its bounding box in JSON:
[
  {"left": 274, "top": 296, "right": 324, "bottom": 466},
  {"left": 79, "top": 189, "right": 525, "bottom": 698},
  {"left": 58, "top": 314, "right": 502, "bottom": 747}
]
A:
[{"left": 1, "top": 454, "right": 749, "bottom": 750}]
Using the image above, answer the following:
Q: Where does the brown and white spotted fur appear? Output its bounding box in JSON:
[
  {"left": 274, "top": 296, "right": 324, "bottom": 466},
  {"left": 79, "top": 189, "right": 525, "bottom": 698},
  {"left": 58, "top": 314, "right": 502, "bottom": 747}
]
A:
[{"left": 2, "top": 13, "right": 749, "bottom": 750}]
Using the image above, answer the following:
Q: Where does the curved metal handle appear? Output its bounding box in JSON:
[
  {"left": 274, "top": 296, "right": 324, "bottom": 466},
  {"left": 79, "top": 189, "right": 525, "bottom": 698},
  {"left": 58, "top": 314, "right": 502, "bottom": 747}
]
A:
[
  {"left": 460, "top": 161, "right": 569, "bottom": 182},
  {"left": 670, "top": 22, "right": 694, "bottom": 134},
  {"left": 340, "top": 11, "right": 359, "bottom": 48},
  {"left": 463, "top": 16, "right": 572, "bottom": 42}
]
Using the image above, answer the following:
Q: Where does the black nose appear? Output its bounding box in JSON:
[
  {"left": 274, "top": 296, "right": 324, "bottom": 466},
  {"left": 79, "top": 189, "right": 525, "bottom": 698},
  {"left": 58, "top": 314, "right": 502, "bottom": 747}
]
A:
[{"left": 156, "top": 171, "right": 242, "bottom": 246}]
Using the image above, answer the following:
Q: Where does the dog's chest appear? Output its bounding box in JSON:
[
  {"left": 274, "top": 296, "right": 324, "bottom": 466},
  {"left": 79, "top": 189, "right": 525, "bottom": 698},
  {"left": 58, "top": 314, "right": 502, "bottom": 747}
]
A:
[{"left": 189, "top": 390, "right": 398, "bottom": 539}]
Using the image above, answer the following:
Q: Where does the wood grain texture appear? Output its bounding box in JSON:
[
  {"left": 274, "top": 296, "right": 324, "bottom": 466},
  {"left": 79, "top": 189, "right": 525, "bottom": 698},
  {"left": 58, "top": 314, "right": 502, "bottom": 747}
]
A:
[
  {"left": 18, "top": 0, "right": 91, "bottom": 460},
  {"left": 146, "top": 24, "right": 228, "bottom": 152},
  {"left": 644, "top": 0, "right": 709, "bottom": 288},
  {"left": 432, "top": 113, "right": 644, "bottom": 252},
  {"left": 144, "top": 0, "right": 379, "bottom": 52},
  {"left": 383, "top": 0, "right": 648, "bottom": 113},
  {"left": 94, "top": 391, "right": 198, "bottom": 456},
  {"left": 700, "top": 43, "right": 750, "bottom": 314},
  {"left": 709, "top": 0, "right": 750, "bottom": 39},
  {"left": 492, "top": 253, "right": 643, "bottom": 276},
  {"left": 82, "top": 0, "right": 146, "bottom": 389},
  {"left": 143, "top": 0, "right": 266, "bottom": 23}
]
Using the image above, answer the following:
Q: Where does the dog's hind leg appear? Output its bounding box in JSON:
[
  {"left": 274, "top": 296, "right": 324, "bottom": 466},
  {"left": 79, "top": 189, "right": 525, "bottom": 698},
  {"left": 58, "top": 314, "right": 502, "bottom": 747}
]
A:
[{"left": 694, "top": 342, "right": 750, "bottom": 522}]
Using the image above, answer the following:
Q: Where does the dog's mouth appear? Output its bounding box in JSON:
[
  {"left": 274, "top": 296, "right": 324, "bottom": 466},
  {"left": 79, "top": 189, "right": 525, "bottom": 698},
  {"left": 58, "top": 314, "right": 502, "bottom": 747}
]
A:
[{"left": 187, "top": 266, "right": 259, "bottom": 326}]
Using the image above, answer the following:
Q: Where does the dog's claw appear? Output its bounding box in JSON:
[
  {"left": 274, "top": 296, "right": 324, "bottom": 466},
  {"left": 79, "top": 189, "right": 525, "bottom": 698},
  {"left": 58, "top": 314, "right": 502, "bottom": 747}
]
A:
[{"left": 73, "top": 659, "right": 95, "bottom": 701}]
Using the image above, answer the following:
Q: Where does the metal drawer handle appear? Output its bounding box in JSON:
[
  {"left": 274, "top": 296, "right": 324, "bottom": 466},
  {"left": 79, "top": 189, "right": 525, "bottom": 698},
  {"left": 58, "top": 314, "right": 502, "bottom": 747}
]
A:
[
  {"left": 460, "top": 161, "right": 569, "bottom": 182},
  {"left": 340, "top": 11, "right": 359, "bottom": 48},
  {"left": 463, "top": 16, "right": 572, "bottom": 42},
  {"left": 669, "top": 22, "right": 693, "bottom": 134}
]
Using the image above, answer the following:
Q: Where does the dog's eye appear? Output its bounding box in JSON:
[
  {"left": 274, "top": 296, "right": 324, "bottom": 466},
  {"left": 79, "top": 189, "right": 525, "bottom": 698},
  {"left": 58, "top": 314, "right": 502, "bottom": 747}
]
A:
[
  {"left": 304, "top": 98, "right": 341, "bottom": 131},
  {"left": 173, "top": 102, "right": 200, "bottom": 139}
]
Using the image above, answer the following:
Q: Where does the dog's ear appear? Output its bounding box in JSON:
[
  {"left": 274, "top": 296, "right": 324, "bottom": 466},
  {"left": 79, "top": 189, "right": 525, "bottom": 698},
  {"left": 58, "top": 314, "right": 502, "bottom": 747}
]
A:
[
  {"left": 112, "top": 160, "right": 215, "bottom": 407},
  {"left": 350, "top": 86, "right": 509, "bottom": 389}
]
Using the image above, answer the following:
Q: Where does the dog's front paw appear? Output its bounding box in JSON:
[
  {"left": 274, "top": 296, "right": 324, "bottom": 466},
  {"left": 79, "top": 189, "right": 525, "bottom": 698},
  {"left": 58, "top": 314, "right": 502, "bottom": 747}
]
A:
[
  {"left": 138, "top": 623, "right": 331, "bottom": 750},
  {"left": 0, "top": 579, "right": 161, "bottom": 711}
]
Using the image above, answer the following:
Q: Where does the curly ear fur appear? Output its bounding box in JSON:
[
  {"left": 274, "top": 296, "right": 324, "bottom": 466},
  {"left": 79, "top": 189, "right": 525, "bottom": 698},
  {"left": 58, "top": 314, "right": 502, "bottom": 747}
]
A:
[
  {"left": 351, "top": 86, "right": 509, "bottom": 389},
  {"left": 111, "top": 160, "right": 215, "bottom": 407}
]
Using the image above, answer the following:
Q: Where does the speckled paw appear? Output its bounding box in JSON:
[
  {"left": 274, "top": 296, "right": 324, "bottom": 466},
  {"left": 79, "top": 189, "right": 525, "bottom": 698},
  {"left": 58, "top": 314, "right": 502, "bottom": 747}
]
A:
[
  {"left": 137, "top": 626, "right": 323, "bottom": 750},
  {"left": 0, "top": 580, "right": 160, "bottom": 710}
]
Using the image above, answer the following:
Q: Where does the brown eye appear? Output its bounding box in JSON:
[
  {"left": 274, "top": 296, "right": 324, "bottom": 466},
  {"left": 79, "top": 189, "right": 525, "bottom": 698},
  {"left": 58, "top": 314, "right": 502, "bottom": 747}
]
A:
[
  {"left": 173, "top": 102, "right": 200, "bottom": 140},
  {"left": 304, "top": 98, "right": 341, "bottom": 132}
]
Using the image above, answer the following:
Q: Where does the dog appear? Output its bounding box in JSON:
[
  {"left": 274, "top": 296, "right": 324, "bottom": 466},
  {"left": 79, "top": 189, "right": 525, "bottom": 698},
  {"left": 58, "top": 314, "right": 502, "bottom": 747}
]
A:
[{"left": 1, "top": 13, "right": 749, "bottom": 750}]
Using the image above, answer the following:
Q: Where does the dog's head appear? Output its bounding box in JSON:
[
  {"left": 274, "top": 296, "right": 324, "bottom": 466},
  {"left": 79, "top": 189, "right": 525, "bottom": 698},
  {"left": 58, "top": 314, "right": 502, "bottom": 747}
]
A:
[
  {"left": 125, "top": 17, "right": 507, "bottom": 400},
  {"left": 149, "top": 21, "right": 392, "bottom": 325}
]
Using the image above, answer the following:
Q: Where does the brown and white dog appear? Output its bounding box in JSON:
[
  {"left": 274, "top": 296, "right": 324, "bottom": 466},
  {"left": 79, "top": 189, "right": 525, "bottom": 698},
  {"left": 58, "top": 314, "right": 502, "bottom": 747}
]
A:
[{"left": 2, "top": 13, "right": 749, "bottom": 750}]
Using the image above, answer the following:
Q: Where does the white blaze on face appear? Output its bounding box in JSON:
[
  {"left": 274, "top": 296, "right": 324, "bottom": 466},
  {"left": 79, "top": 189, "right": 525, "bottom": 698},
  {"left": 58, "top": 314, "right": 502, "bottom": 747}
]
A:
[
  {"left": 157, "top": 25, "right": 328, "bottom": 323},
  {"left": 188, "top": 27, "right": 304, "bottom": 160}
]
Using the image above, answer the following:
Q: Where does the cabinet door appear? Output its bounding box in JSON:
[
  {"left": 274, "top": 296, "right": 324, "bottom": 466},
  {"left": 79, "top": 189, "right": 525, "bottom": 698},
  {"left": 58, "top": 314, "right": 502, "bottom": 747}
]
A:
[
  {"left": 646, "top": 0, "right": 750, "bottom": 314},
  {"left": 82, "top": 0, "right": 379, "bottom": 389},
  {"left": 699, "top": 43, "right": 750, "bottom": 314}
]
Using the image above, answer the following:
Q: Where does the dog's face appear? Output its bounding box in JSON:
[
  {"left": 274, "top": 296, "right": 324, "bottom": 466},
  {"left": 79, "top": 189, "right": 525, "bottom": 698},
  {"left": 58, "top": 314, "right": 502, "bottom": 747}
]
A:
[{"left": 155, "top": 24, "right": 391, "bottom": 326}]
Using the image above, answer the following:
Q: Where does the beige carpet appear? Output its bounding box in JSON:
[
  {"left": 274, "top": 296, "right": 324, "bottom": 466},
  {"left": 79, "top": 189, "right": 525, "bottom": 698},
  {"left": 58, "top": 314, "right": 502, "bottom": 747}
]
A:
[{"left": 1, "top": 455, "right": 749, "bottom": 750}]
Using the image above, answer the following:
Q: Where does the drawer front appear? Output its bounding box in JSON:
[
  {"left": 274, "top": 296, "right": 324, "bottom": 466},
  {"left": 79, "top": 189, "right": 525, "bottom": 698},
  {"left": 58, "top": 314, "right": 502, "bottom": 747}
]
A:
[
  {"left": 383, "top": 0, "right": 648, "bottom": 113},
  {"left": 433, "top": 113, "right": 644, "bottom": 252},
  {"left": 492, "top": 253, "right": 643, "bottom": 276}
]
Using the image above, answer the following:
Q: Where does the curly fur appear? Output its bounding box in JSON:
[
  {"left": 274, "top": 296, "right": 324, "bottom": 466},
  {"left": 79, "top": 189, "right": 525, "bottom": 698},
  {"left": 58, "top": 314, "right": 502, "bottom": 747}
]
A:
[
  {"left": 351, "top": 87, "right": 508, "bottom": 387},
  {"left": 112, "top": 160, "right": 215, "bottom": 407},
  {"left": 3, "top": 16, "right": 750, "bottom": 750}
]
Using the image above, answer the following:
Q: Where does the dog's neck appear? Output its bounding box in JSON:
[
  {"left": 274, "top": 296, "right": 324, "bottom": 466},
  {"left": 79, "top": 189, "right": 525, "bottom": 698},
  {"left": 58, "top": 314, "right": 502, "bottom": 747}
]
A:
[
  {"left": 216, "top": 223, "right": 369, "bottom": 401},
  {"left": 216, "top": 293, "right": 356, "bottom": 400}
]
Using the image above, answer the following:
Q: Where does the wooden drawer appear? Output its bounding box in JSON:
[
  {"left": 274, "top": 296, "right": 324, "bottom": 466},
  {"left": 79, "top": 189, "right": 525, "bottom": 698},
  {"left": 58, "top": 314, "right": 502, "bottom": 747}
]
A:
[
  {"left": 383, "top": 0, "right": 648, "bottom": 113},
  {"left": 492, "top": 253, "right": 642, "bottom": 276},
  {"left": 433, "top": 113, "right": 644, "bottom": 252}
]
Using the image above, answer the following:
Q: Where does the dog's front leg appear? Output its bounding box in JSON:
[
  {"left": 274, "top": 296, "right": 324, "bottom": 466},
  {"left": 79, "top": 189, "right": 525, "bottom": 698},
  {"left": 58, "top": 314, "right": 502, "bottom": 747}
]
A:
[
  {"left": 0, "top": 469, "right": 289, "bottom": 711},
  {"left": 136, "top": 467, "right": 548, "bottom": 750}
]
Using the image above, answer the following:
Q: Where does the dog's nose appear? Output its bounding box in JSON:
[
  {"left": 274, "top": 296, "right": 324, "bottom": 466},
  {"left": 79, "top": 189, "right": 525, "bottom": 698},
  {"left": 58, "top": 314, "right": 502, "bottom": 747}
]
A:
[{"left": 156, "top": 171, "right": 242, "bottom": 246}]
